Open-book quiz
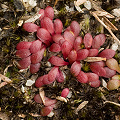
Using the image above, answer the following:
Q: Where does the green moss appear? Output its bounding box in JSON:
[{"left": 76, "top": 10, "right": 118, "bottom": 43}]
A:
[
  {"left": 28, "top": 89, "right": 31, "bottom": 95},
  {"left": 67, "top": 105, "right": 74, "bottom": 117},
  {"left": 81, "top": 110, "right": 87, "bottom": 118},
  {"left": 82, "top": 62, "right": 90, "bottom": 72},
  {"left": 6, "top": 39, "right": 11, "bottom": 46},
  {"left": 74, "top": 99, "right": 82, "bottom": 104},
  {"left": 2, "top": 46, "right": 9, "bottom": 53},
  {"left": 14, "top": 91, "right": 21, "bottom": 97},
  {"left": 64, "top": 19, "right": 71, "bottom": 27},
  {"left": 44, "top": 49, "right": 47, "bottom": 57},
  {"left": 10, "top": 21, "right": 17, "bottom": 28},
  {"left": 84, "top": 17, "right": 90, "bottom": 30},
  {"left": 12, "top": 78, "right": 20, "bottom": 83},
  {"left": 5, "top": 72, "right": 10, "bottom": 78},
  {"left": 80, "top": 43, "right": 85, "bottom": 49}
]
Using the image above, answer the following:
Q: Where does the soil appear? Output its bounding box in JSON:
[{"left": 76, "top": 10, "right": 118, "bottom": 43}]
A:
[{"left": 0, "top": 0, "right": 120, "bottom": 120}]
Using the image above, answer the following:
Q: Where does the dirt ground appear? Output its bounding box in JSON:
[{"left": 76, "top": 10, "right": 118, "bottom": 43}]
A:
[{"left": 0, "top": 0, "right": 120, "bottom": 120}]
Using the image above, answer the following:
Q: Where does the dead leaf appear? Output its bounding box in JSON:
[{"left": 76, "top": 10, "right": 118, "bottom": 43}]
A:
[
  {"left": 56, "top": 96, "right": 67, "bottom": 103},
  {"left": 24, "top": 12, "right": 41, "bottom": 23},
  {"left": 93, "top": 11, "right": 115, "bottom": 19},
  {"left": 104, "top": 101, "right": 120, "bottom": 107},
  {"left": 39, "top": 87, "right": 45, "bottom": 105},
  {"left": 0, "top": 112, "right": 9, "bottom": 120},
  {"left": 74, "top": 0, "right": 87, "bottom": 6},
  {"left": 75, "top": 101, "right": 88, "bottom": 114}
]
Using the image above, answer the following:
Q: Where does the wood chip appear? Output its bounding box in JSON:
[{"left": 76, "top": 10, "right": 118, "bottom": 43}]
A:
[
  {"left": 56, "top": 96, "right": 67, "bottom": 103},
  {"left": 75, "top": 101, "right": 88, "bottom": 114},
  {"left": 84, "top": 57, "right": 106, "bottom": 62},
  {"left": 39, "top": 87, "right": 45, "bottom": 105}
]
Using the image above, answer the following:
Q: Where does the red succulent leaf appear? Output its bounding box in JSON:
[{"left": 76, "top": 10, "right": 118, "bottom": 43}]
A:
[
  {"left": 97, "top": 49, "right": 115, "bottom": 59},
  {"left": 90, "top": 61, "right": 105, "bottom": 67},
  {"left": 34, "top": 94, "right": 43, "bottom": 104},
  {"left": 42, "top": 74, "right": 53, "bottom": 85},
  {"left": 16, "top": 49, "right": 31, "bottom": 58},
  {"left": 48, "top": 56, "right": 69, "bottom": 66},
  {"left": 89, "top": 80, "right": 101, "bottom": 87},
  {"left": 30, "top": 40, "right": 42, "bottom": 53},
  {"left": 52, "top": 34, "right": 64, "bottom": 44},
  {"left": 86, "top": 72, "right": 101, "bottom": 87},
  {"left": 70, "top": 21, "right": 80, "bottom": 37},
  {"left": 34, "top": 94, "right": 57, "bottom": 106},
  {"left": 90, "top": 64, "right": 106, "bottom": 76},
  {"left": 30, "top": 63, "right": 41, "bottom": 74},
  {"left": 61, "top": 41, "right": 73, "bottom": 59},
  {"left": 86, "top": 73, "right": 99, "bottom": 83},
  {"left": 31, "top": 47, "right": 45, "bottom": 64},
  {"left": 88, "top": 49, "right": 98, "bottom": 57},
  {"left": 23, "top": 22, "right": 40, "bottom": 32},
  {"left": 48, "top": 66, "right": 59, "bottom": 82},
  {"left": 39, "top": 9, "right": 45, "bottom": 20},
  {"left": 16, "top": 41, "right": 32, "bottom": 50},
  {"left": 92, "top": 34, "right": 106, "bottom": 49},
  {"left": 56, "top": 69, "right": 64, "bottom": 83},
  {"left": 41, "top": 17, "right": 54, "bottom": 35},
  {"left": 54, "top": 19, "right": 63, "bottom": 34},
  {"left": 77, "top": 49, "right": 89, "bottom": 61},
  {"left": 61, "top": 88, "right": 69, "bottom": 98},
  {"left": 35, "top": 76, "right": 44, "bottom": 88},
  {"left": 77, "top": 71, "right": 88, "bottom": 83},
  {"left": 17, "top": 56, "right": 31, "bottom": 69},
  {"left": 68, "top": 50, "right": 77, "bottom": 64},
  {"left": 37, "top": 28, "right": 52, "bottom": 42},
  {"left": 103, "top": 67, "right": 116, "bottom": 78},
  {"left": 49, "top": 43, "right": 61, "bottom": 52},
  {"left": 70, "top": 61, "right": 81, "bottom": 77},
  {"left": 63, "top": 31, "right": 75, "bottom": 45},
  {"left": 40, "top": 104, "right": 55, "bottom": 116},
  {"left": 83, "top": 33, "right": 93, "bottom": 49},
  {"left": 73, "top": 36, "right": 83, "bottom": 51},
  {"left": 44, "top": 97, "right": 57, "bottom": 106},
  {"left": 44, "top": 6, "right": 54, "bottom": 20}
]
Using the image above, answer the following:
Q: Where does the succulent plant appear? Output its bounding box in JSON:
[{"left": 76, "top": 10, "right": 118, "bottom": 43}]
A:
[{"left": 15, "top": 6, "right": 120, "bottom": 116}]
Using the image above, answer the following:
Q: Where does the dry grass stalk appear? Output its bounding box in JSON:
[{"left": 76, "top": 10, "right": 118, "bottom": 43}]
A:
[
  {"left": 84, "top": 57, "right": 106, "bottom": 62},
  {"left": 91, "top": 11, "right": 120, "bottom": 45}
]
